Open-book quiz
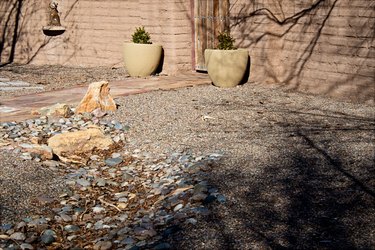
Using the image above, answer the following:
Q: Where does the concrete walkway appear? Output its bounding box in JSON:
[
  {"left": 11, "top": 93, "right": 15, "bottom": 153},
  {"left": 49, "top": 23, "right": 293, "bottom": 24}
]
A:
[{"left": 0, "top": 73, "right": 211, "bottom": 122}]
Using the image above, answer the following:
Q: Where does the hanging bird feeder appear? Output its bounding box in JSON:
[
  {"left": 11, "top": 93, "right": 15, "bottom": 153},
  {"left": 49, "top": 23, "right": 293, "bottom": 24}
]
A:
[{"left": 43, "top": 1, "right": 66, "bottom": 36}]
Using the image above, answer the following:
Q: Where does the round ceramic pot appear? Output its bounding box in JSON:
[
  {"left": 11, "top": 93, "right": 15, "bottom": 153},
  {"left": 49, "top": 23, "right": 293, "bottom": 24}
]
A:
[
  {"left": 205, "top": 49, "right": 249, "bottom": 88},
  {"left": 123, "top": 43, "right": 162, "bottom": 77}
]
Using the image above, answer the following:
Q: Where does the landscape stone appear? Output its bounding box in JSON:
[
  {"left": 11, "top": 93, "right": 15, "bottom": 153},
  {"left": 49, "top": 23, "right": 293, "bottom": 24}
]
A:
[
  {"left": 31, "top": 103, "right": 73, "bottom": 118},
  {"left": 96, "top": 178, "right": 107, "bottom": 187},
  {"left": 191, "top": 192, "right": 207, "bottom": 201},
  {"left": 216, "top": 194, "right": 227, "bottom": 203},
  {"left": 40, "top": 230, "right": 56, "bottom": 245},
  {"left": 75, "top": 81, "right": 117, "bottom": 114},
  {"left": 153, "top": 242, "right": 172, "bottom": 250},
  {"left": 0, "top": 113, "right": 225, "bottom": 249},
  {"left": 105, "top": 157, "right": 123, "bottom": 166},
  {"left": 93, "top": 240, "right": 112, "bottom": 250},
  {"left": 186, "top": 218, "right": 197, "bottom": 225},
  {"left": 58, "top": 213, "right": 72, "bottom": 222},
  {"left": 20, "top": 143, "right": 53, "bottom": 160},
  {"left": 20, "top": 243, "right": 34, "bottom": 250},
  {"left": 0, "top": 234, "right": 10, "bottom": 240},
  {"left": 47, "top": 127, "right": 114, "bottom": 164},
  {"left": 42, "top": 160, "right": 60, "bottom": 168},
  {"left": 64, "top": 225, "right": 80, "bottom": 233},
  {"left": 76, "top": 178, "right": 91, "bottom": 187},
  {"left": 10, "top": 232, "right": 26, "bottom": 241},
  {"left": 173, "top": 204, "right": 183, "bottom": 212}
]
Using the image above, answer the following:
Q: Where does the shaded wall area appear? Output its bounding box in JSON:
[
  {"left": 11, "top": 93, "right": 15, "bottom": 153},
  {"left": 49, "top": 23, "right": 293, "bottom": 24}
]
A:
[
  {"left": 230, "top": 0, "right": 374, "bottom": 104},
  {"left": 0, "top": 0, "right": 47, "bottom": 66},
  {"left": 0, "top": 0, "right": 193, "bottom": 74}
]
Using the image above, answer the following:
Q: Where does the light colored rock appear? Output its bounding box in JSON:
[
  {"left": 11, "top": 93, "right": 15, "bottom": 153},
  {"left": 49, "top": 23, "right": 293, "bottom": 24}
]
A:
[
  {"left": 20, "top": 243, "right": 34, "bottom": 250},
  {"left": 10, "top": 232, "right": 26, "bottom": 241},
  {"left": 20, "top": 143, "right": 53, "bottom": 160},
  {"left": 117, "top": 202, "right": 127, "bottom": 210},
  {"left": 75, "top": 81, "right": 117, "bottom": 114},
  {"left": 0, "top": 139, "right": 10, "bottom": 147},
  {"left": 31, "top": 103, "right": 73, "bottom": 118},
  {"left": 0, "top": 234, "right": 10, "bottom": 240},
  {"left": 47, "top": 126, "right": 114, "bottom": 164},
  {"left": 30, "top": 137, "right": 41, "bottom": 144},
  {"left": 93, "top": 240, "right": 112, "bottom": 250}
]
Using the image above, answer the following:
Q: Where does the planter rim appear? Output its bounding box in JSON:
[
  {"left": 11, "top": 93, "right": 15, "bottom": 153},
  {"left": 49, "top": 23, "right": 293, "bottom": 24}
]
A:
[
  {"left": 124, "top": 42, "right": 162, "bottom": 47},
  {"left": 205, "top": 48, "right": 248, "bottom": 51}
]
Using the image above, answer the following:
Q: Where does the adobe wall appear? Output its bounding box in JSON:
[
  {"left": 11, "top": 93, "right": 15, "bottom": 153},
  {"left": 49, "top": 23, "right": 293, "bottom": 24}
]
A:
[
  {"left": 1, "top": 0, "right": 374, "bottom": 103},
  {"left": 230, "top": 0, "right": 374, "bottom": 104},
  {"left": 0, "top": 0, "right": 193, "bottom": 74}
]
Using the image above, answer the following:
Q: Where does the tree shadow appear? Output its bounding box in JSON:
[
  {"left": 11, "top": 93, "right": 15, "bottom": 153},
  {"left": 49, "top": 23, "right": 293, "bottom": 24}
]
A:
[
  {"left": 0, "top": 0, "right": 55, "bottom": 67},
  {"left": 0, "top": 0, "right": 82, "bottom": 67},
  {"left": 229, "top": 0, "right": 375, "bottom": 103},
  {"left": 165, "top": 104, "right": 375, "bottom": 249},
  {"left": 0, "top": 0, "right": 23, "bottom": 66}
]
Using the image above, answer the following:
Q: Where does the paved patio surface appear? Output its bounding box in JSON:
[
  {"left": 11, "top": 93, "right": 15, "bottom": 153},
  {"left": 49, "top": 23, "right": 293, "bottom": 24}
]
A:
[{"left": 0, "top": 73, "right": 211, "bottom": 122}]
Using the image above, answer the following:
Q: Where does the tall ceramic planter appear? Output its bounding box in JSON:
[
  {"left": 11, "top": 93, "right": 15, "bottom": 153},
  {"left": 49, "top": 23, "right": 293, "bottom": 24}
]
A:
[
  {"left": 123, "top": 43, "right": 162, "bottom": 77},
  {"left": 205, "top": 49, "right": 249, "bottom": 88}
]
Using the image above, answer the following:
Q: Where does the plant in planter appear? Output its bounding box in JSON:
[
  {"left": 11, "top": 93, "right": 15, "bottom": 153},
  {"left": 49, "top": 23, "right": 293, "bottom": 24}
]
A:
[
  {"left": 205, "top": 31, "right": 249, "bottom": 88},
  {"left": 217, "top": 31, "right": 236, "bottom": 50},
  {"left": 132, "top": 26, "right": 151, "bottom": 44},
  {"left": 123, "top": 26, "right": 162, "bottom": 77}
]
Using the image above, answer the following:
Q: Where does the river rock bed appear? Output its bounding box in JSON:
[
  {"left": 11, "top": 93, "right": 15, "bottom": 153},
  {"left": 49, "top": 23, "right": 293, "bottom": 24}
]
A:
[{"left": 0, "top": 114, "right": 225, "bottom": 249}]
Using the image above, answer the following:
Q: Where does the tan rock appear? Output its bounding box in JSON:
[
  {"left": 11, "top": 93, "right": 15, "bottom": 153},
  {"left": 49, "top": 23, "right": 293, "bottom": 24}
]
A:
[
  {"left": 30, "top": 136, "right": 42, "bottom": 144},
  {"left": 32, "top": 103, "right": 73, "bottom": 117},
  {"left": 47, "top": 127, "right": 113, "bottom": 164},
  {"left": 75, "top": 81, "right": 117, "bottom": 114},
  {"left": 0, "top": 139, "right": 11, "bottom": 147},
  {"left": 117, "top": 202, "right": 127, "bottom": 210},
  {"left": 19, "top": 143, "right": 53, "bottom": 160}
]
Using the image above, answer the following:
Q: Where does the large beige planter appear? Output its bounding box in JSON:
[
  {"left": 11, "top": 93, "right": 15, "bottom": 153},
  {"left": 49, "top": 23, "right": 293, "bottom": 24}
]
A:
[
  {"left": 205, "top": 49, "right": 249, "bottom": 88},
  {"left": 123, "top": 43, "right": 162, "bottom": 77}
]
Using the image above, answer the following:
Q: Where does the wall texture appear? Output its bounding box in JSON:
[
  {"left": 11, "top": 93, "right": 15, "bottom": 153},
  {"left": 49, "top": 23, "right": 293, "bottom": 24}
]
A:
[
  {"left": 0, "top": 0, "right": 193, "bottom": 74},
  {"left": 230, "top": 0, "right": 374, "bottom": 103},
  {"left": 1, "top": 0, "right": 374, "bottom": 103}
]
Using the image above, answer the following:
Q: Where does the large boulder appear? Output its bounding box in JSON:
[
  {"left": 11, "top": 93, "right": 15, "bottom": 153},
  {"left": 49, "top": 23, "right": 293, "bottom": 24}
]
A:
[
  {"left": 47, "top": 126, "right": 114, "bottom": 164},
  {"left": 75, "top": 81, "right": 117, "bottom": 114}
]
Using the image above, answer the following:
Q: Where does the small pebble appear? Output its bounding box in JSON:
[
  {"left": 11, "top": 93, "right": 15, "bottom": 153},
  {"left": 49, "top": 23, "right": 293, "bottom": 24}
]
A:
[
  {"left": 76, "top": 178, "right": 91, "bottom": 187},
  {"left": 20, "top": 243, "right": 34, "bottom": 250},
  {"left": 105, "top": 157, "right": 123, "bottom": 166},
  {"left": 10, "top": 232, "right": 26, "bottom": 241},
  {"left": 93, "top": 240, "right": 112, "bottom": 250},
  {"left": 64, "top": 225, "right": 80, "bottom": 233},
  {"left": 40, "top": 230, "right": 56, "bottom": 245},
  {"left": 173, "top": 204, "right": 184, "bottom": 212}
]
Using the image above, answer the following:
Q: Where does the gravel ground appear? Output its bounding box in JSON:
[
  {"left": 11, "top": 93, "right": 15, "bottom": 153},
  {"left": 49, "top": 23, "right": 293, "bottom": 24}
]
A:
[
  {"left": 0, "top": 64, "right": 128, "bottom": 98},
  {"left": 1, "top": 65, "right": 374, "bottom": 249},
  {"left": 0, "top": 151, "right": 65, "bottom": 221}
]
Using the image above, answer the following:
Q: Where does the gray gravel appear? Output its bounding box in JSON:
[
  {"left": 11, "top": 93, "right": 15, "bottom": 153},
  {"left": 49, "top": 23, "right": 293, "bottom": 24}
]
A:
[
  {"left": 0, "top": 65, "right": 374, "bottom": 249},
  {"left": 108, "top": 83, "right": 375, "bottom": 249},
  {"left": 0, "top": 150, "right": 65, "bottom": 223}
]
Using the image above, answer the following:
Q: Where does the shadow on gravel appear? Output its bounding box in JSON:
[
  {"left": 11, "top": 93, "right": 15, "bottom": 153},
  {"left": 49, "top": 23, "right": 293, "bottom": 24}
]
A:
[{"left": 167, "top": 111, "right": 375, "bottom": 249}]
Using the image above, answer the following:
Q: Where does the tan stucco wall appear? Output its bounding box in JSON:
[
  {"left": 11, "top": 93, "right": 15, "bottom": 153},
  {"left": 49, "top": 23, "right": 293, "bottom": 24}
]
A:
[
  {"left": 1, "top": 0, "right": 374, "bottom": 103},
  {"left": 230, "top": 0, "right": 374, "bottom": 103},
  {"left": 0, "top": 0, "right": 193, "bottom": 75}
]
